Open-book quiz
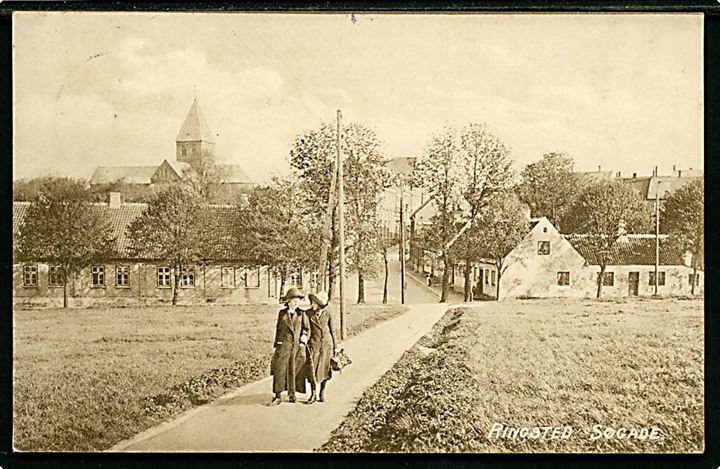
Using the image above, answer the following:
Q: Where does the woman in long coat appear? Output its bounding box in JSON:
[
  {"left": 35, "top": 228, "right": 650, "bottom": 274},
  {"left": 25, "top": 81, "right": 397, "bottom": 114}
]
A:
[
  {"left": 269, "top": 287, "right": 310, "bottom": 405},
  {"left": 305, "top": 291, "right": 337, "bottom": 404}
]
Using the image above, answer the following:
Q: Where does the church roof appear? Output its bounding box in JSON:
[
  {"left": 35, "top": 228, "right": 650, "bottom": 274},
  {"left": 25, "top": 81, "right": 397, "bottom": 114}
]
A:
[
  {"left": 218, "top": 164, "right": 252, "bottom": 184},
  {"left": 90, "top": 166, "right": 157, "bottom": 185},
  {"left": 176, "top": 98, "right": 215, "bottom": 143}
]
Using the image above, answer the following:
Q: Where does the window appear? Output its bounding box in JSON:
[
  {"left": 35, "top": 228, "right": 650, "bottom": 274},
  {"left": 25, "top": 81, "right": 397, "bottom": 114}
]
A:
[
  {"left": 181, "top": 147, "right": 187, "bottom": 156},
  {"left": 543, "top": 227, "right": 548, "bottom": 233},
  {"left": 491, "top": 270, "right": 496, "bottom": 286},
  {"left": 648, "top": 271, "right": 666, "bottom": 286},
  {"left": 48, "top": 266, "right": 64, "bottom": 287},
  {"left": 116, "top": 265, "right": 129, "bottom": 287},
  {"left": 689, "top": 273, "right": 700, "bottom": 286},
  {"left": 157, "top": 266, "right": 171, "bottom": 287},
  {"left": 221, "top": 267, "right": 235, "bottom": 288},
  {"left": 245, "top": 267, "right": 260, "bottom": 288},
  {"left": 557, "top": 271, "right": 570, "bottom": 286},
  {"left": 289, "top": 271, "right": 303, "bottom": 288},
  {"left": 23, "top": 264, "right": 38, "bottom": 287},
  {"left": 91, "top": 266, "right": 105, "bottom": 287},
  {"left": 310, "top": 271, "right": 320, "bottom": 290},
  {"left": 538, "top": 241, "right": 550, "bottom": 255},
  {"left": 598, "top": 272, "right": 614, "bottom": 287},
  {"left": 484, "top": 269, "right": 489, "bottom": 285},
  {"left": 180, "top": 266, "right": 195, "bottom": 287}
]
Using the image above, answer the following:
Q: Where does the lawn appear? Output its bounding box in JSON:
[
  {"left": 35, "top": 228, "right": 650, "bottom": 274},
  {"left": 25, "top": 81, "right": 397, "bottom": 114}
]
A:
[
  {"left": 13, "top": 302, "right": 407, "bottom": 451},
  {"left": 319, "top": 297, "right": 704, "bottom": 453}
]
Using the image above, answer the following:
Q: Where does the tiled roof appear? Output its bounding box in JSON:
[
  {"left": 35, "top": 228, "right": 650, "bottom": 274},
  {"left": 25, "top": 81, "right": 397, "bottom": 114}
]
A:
[
  {"left": 90, "top": 165, "right": 158, "bottom": 185},
  {"left": 566, "top": 235, "right": 686, "bottom": 266},
  {"left": 13, "top": 201, "right": 250, "bottom": 261},
  {"left": 176, "top": 98, "right": 215, "bottom": 143}
]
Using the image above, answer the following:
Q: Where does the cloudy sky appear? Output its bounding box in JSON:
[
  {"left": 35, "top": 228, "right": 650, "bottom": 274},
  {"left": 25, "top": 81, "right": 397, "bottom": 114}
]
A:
[{"left": 13, "top": 12, "right": 703, "bottom": 182}]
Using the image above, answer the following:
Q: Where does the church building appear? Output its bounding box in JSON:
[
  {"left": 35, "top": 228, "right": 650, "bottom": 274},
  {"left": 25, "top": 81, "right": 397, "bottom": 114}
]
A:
[{"left": 90, "top": 98, "right": 255, "bottom": 203}]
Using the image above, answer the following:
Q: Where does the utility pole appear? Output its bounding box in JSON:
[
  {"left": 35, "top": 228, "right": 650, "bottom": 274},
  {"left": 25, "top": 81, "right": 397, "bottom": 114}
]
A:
[
  {"left": 316, "top": 155, "right": 338, "bottom": 293},
  {"left": 336, "top": 110, "right": 347, "bottom": 340},
  {"left": 399, "top": 179, "right": 406, "bottom": 304},
  {"left": 654, "top": 188, "right": 660, "bottom": 296}
]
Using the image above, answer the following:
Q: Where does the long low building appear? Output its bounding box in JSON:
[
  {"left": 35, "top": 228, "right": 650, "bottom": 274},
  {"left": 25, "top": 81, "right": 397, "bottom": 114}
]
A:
[
  {"left": 413, "top": 217, "right": 703, "bottom": 299},
  {"left": 12, "top": 198, "right": 314, "bottom": 308}
]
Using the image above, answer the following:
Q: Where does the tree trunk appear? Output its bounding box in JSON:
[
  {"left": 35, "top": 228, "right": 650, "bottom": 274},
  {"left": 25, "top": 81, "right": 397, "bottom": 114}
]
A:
[
  {"left": 464, "top": 257, "right": 472, "bottom": 302},
  {"left": 440, "top": 251, "right": 450, "bottom": 303},
  {"left": 172, "top": 265, "right": 179, "bottom": 306},
  {"left": 382, "top": 247, "right": 388, "bottom": 304},
  {"left": 279, "top": 266, "right": 286, "bottom": 298},
  {"left": 692, "top": 263, "right": 697, "bottom": 295},
  {"left": 496, "top": 266, "right": 502, "bottom": 301},
  {"left": 596, "top": 264, "right": 606, "bottom": 299},
  {"left": 357, "top": 273, "right": 365, "bottom": 304},
  {"left": 62, "top": 273, "right": 69, "bottom": 309}
]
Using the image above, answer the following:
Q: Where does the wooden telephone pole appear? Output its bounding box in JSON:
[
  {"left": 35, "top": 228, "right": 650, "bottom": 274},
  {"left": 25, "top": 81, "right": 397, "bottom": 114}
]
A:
[{"left": 336, "top": 110, "right": 347, "bottom": 340}]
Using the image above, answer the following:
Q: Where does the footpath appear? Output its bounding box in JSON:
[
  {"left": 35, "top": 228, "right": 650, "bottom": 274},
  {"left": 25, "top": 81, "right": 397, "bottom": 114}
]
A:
[{"left": 109, "top": 302, "right": 450, "bottom": 452}]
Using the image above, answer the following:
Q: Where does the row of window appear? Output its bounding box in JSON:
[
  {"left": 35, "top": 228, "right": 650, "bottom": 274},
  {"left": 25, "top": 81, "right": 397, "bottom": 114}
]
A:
[
  {"left": 556, "top": 271, "right": 701, "bottom": 287},
  {"left": 22, "top": 265, "right": 261, "bottom": 289}
]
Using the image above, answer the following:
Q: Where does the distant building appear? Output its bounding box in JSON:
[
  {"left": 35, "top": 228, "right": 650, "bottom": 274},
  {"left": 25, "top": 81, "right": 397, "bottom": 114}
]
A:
[{"left": 90, "top": 98, "right": 256, "bottom": 203}]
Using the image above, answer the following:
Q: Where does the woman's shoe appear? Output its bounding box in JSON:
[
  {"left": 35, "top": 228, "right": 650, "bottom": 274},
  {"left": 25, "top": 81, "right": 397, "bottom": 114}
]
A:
[
  {"left": 306, "top": 394, "right": 317, "bottom": 404},
  {"left": 288, "top": 395, "right": 297, "bottom": 403},
  {"left": 318, "top": 393, "right": 325, "bottom": 402},
  {"left": 268, "top": 397, "right": 281, "bottom": 406}
]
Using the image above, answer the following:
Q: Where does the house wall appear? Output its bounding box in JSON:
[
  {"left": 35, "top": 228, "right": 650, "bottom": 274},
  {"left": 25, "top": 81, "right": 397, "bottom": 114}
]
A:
[{"left": 13, "top": 262, "right": 317, "bottom": 308}]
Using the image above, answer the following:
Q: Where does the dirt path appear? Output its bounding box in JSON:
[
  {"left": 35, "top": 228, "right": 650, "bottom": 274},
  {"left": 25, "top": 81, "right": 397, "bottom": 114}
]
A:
[{"left": 109, "top": 302, "right": 451, "bottom": 452}]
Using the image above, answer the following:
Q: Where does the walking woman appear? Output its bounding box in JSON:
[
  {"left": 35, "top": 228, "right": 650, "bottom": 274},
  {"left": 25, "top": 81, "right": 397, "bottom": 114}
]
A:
[
  {"left": 305, "top": 291, "right": 338, "bottom": 404},
  {"left": 269, "top": 287, "right": 310, "bottom": 405}
]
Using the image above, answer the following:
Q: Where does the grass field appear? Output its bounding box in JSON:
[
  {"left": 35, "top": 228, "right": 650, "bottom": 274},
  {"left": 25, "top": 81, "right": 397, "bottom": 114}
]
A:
[
  {"left": 319, "top": 297, "right": 704, "bottom": 453},
  {"left": 13, "top": 302, "right": 407, "bottom": 451}
]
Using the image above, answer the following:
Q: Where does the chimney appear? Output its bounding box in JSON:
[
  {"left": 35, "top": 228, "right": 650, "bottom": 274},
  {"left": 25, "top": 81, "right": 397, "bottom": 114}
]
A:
[
  {"left": 616, "top": 171, "right": 621, "bottom": 178},
  {"left": 653, "top": 166, "right": 658, "bottom": 177},
  {"left": 678, "top": 170, "right": 682, "bottom": 177},
  {"left": 632, "top": 173, "right": 637, "bottom": 178},
  {"left": 598, "top": 165, "right": 601, "bottom": 172},
  {"left": 672, "top": 164, "right": 677, "bottom": 175},
  {"left": 109, "top": 192, "right": 121, "bottom": 208}
]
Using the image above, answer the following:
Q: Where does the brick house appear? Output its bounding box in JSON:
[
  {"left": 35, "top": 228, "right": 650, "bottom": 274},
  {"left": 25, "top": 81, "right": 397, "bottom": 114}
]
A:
[{"left": 13, "top": 198, "right": 314, "bottom": 308}]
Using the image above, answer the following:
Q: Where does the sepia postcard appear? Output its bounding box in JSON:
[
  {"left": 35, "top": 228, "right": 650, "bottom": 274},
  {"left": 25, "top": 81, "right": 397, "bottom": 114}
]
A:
[{"left": 10, "top": 10, "right": 704, "bottom": 455}]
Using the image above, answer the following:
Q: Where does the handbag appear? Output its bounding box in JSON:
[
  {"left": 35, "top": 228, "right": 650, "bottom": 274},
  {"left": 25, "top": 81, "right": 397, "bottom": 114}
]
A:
[{"left": 330, "top": 348, "right": 352, "bottom": 372}]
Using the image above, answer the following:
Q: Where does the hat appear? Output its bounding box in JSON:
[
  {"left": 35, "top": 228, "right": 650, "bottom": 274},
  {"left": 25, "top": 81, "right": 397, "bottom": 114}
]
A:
[
  {"left": 308, "top": 291, "right": 329, "bottom": 308},
  {"left": 280, "top": 287, "right": 305, "bottom": 303}
]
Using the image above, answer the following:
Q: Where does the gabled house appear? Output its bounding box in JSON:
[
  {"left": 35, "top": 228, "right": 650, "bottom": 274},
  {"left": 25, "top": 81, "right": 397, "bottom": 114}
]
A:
[{"left": 415, "top": 217, "right": 702, "bottom": 299}]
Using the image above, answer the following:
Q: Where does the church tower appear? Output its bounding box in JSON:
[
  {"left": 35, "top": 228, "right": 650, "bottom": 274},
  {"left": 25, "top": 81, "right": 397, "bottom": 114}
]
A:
[{"left": 175, "top": 98, "right": 215, "bottom": 172}]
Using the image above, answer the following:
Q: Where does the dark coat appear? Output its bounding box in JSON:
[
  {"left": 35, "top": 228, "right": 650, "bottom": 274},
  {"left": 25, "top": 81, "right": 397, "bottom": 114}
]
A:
[
  {"left": 306, "top": 307, "right": 336, "bottom": 384},
  {"left": 270, "top": 306, "right": 310, "bottom": 395}
]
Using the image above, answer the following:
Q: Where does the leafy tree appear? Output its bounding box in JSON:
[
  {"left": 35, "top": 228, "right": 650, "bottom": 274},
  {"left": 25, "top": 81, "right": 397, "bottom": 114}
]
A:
[
  {"left": 16, "top": 178, "right": 116, "bottom": 308},
  {"left": 247, "top": 177, "right": 320, "bottom": 296},
  {"left": 456, "top": 123, "right": 514, "bottom": 301},
  {"left": 181, "top": 159, "right": 232, "bottom": 203},
  {"left": 289, "top": 121, "right": 391, "bottom": 303},
  {"left": 517, "top": 152, "right": 582, "bottom": 230},
  {"left": 126, "top": 185, "right": 205, "bottom": 305},
  {"left": 563, "top": 180, "right": 649, "bottom": 298},
  {"left": 14, "top": 176, "right": 72, "bottom": 201},
  {"left": 662, "top": 179, "right": 704, "bottom": 294},
  {"left": 458, "top": 192, "right": 528, "bottom": 300},
  {"left": 412, "top": 126, "right": 467, "bottom": 302}
]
